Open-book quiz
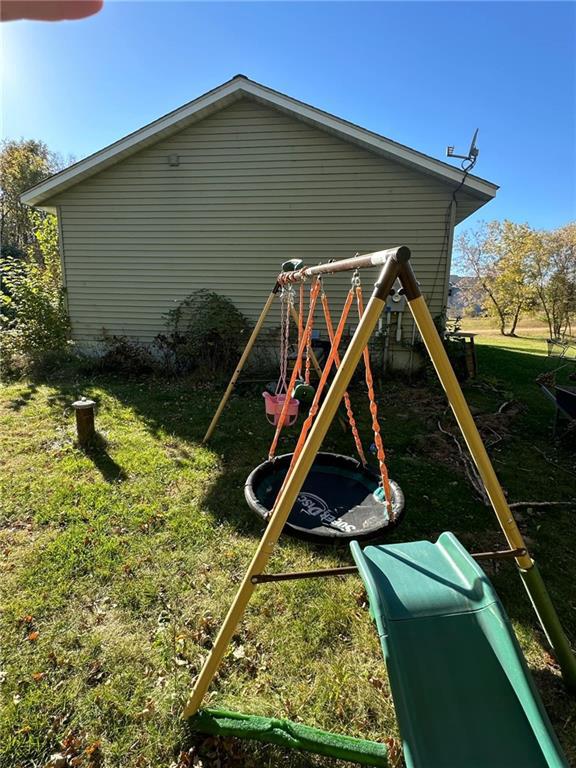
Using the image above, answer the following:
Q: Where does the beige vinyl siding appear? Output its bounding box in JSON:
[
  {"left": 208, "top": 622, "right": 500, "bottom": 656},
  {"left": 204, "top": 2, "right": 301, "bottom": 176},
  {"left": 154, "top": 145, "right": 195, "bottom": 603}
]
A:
[{"left": 51, "top": 98, "right": 481, "bottom": 346}]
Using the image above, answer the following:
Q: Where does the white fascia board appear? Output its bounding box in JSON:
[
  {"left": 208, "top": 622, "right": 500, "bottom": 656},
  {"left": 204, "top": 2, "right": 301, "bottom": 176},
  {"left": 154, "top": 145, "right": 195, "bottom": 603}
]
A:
[{"left": 21, "top": 77, "right": 498, "bottom": 207}]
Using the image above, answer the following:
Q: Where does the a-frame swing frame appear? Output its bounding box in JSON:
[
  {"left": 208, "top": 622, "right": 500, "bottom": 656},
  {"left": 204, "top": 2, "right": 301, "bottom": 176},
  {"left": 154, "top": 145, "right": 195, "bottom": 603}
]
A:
[{"left": 185, "top": 245, "right": 576, "bottom": 719}]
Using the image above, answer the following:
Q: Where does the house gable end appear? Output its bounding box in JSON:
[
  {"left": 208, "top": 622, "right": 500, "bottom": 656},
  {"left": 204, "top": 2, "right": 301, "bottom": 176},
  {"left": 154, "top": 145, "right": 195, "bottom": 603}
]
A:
[{"left": 21, "top": 77, "right": 497, "bottom": 209}]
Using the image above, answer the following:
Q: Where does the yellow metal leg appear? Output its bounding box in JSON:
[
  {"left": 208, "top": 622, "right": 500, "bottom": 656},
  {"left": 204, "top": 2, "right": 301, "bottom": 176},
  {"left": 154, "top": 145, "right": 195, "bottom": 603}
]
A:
[
  {"left": 203, "top": 288, "right": 278, "bottom": 443},
  {"left": 407, "top": 294, "right": 532, "bottom": 569}
]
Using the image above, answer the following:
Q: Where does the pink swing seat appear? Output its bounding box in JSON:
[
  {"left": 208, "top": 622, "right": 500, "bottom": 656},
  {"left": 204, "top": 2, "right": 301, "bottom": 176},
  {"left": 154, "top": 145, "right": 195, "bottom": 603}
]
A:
[{"left": 263, "top": 391, "right": 299, "bottom": 426}]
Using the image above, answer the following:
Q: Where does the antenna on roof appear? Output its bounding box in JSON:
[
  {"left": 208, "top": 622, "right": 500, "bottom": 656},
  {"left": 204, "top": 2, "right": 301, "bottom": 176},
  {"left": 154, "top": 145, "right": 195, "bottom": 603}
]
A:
[{"left": 446, "top": 129, "right": 479, "bottom": 170}]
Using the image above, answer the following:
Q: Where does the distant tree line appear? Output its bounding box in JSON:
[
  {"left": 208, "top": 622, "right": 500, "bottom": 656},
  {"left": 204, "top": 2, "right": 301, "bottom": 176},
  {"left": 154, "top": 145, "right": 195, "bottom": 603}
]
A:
[{"left": 455, "top": 220, "right": 576, "bottom": 339}]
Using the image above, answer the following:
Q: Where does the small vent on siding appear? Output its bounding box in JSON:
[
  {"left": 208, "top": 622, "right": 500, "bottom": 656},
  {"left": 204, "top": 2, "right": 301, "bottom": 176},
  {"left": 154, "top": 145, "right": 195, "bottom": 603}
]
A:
[{"left": 168, "top": 154, "right": 180, "bottom": 167}]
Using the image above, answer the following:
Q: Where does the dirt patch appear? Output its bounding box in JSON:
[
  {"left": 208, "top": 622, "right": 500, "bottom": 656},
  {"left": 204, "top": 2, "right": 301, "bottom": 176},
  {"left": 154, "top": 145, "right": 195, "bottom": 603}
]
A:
[{"left": 382, "top": 382, "right": 446, "bottom": 422}]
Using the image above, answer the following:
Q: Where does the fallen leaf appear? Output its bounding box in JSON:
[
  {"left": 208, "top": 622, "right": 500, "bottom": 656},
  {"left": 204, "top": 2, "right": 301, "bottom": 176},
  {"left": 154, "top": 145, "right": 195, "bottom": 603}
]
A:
[
  {"left": 135, "top": 699, "right": 155, "bottom": 720},
  {"left": 368, "top": 675, "right": 388, "bottom": 694},
  {"left": 84, "top": 740, "right": 102, "bottom": 761},
  {"left": 45, "top": 753, "right": 67, "bottom": 768},
  {"left": 86, "top": 661, "right": 105, "bottom": 686},
  {"left": 385, "top": 737, "right": 403, "bottom": 768},
  {"left": 84, "top": 741, "right": 101, "bottom": 756},
  {"left": 60, "top": 731, "right": 84, "bottom": 756},
  {"left": 32, "top": 672, "right": 45, "bottom": 682},
  {"left": 28, "top": 630, "right": 39, "bottom": 642}
]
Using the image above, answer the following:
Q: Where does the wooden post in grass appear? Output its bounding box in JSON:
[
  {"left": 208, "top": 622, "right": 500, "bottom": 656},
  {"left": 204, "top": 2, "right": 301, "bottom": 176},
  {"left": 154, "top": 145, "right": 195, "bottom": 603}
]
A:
[{"left": 73, "top": 397, "right": 96, "bottom": 448}]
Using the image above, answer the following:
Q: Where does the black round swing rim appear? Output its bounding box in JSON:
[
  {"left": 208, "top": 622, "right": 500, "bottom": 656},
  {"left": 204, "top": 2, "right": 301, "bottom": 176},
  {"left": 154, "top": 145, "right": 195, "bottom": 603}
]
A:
[{"left": 245, "top": 452, "right": 405, "bottom": 543}]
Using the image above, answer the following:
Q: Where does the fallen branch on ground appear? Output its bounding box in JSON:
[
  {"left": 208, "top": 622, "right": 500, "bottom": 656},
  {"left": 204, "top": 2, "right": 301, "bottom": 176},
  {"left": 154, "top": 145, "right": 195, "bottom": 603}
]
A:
[
  {"left": 437, "top": 419, "right": 489, "bottom": 505},
  {"left": 509, "top": 501, "right": 575, "bottom": 509},
  {"left": 533, "top": 446, "right": 576, "bottom": 479}
]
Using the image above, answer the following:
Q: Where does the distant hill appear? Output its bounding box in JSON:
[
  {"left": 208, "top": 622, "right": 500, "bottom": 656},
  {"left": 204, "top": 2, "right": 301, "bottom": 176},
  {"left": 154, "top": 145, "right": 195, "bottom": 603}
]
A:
[{"left": 448, "top": 274, "right": 485, "bottom": 316}]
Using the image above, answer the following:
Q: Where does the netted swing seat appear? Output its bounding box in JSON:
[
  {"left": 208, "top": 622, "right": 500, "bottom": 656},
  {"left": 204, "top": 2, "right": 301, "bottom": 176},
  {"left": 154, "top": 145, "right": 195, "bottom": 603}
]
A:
[{"left": 246, "top": 451, "right": 405, "bottom": 542}]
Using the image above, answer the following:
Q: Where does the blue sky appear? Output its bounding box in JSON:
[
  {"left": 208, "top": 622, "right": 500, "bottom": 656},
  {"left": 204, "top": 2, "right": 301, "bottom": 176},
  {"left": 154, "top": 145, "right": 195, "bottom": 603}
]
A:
[{"left": 2, "top": 1, "right": 575, "bottom": 235}]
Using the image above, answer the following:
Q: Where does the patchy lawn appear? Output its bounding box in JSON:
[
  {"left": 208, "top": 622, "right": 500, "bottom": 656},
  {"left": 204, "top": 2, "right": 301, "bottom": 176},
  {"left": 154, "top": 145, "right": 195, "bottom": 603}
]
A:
[{"left": 1, "top": 334, "right": 575, "bottom": 767}]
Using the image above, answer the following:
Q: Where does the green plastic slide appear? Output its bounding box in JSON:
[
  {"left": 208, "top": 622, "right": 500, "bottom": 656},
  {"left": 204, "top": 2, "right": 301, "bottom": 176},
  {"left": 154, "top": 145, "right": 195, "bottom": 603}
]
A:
[{"left": 351, "top": 532, "right": 569, "bottom": 768}]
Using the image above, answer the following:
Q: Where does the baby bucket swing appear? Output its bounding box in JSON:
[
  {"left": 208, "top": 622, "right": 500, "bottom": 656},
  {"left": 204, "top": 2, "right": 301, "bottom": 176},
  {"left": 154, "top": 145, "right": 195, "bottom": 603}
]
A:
[
  {"left": 262, "top": 282, "right": 301, "bottom": 427},
  {"left": 262, "top": 269, "right": 316, "bottom": 425},
  {"left": 247, "top": 268, "right": 405, "bottom": 542}
]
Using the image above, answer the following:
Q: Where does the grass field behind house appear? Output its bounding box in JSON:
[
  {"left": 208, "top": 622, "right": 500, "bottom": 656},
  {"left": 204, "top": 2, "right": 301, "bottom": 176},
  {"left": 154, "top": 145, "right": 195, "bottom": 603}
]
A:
[
  {"left": 459, "top": 316, "right": 551, "bottom": 334},
  {"left": 1, "top": 332, "right": 575, "bottom": 767}
]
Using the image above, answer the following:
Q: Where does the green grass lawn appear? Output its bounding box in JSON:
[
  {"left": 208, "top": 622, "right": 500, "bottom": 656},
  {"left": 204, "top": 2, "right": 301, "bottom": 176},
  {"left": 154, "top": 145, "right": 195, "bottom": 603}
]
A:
[{"left": 1, "top": 333, "right": 575, "bottom": 767}]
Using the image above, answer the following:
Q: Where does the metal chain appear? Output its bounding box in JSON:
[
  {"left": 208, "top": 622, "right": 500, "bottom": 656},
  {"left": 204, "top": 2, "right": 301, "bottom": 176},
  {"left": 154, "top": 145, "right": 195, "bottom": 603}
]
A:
[
  {"left": 304, "top": 281, "right": 315, "bottom": 385},
  {"left": 276, "top": 287, "right": 292, "bottom": 395},
  {"left": 296, "top": 282, "right": 305, "bottom": 378}
]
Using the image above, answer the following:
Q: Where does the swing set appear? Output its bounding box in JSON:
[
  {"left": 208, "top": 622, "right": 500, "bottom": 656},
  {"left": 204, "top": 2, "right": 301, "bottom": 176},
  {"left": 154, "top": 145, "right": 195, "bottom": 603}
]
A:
[{"left": 191, "top": 247, "right": 575, "bottom": 767}]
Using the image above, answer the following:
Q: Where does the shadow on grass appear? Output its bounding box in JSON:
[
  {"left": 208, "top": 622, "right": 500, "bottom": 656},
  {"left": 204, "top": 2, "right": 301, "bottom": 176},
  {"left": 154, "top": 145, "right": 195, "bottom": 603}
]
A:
[
  {"left": 7, "top": 383, "right": 38, "bottom": 411},
  {"left": 26, "top": 343, "right": 573, "bottom": 542},
  {"left": 81, "top": 432, "right": 128, "bottom": 483},
  {"left": 93, "top": 353, "right": 576, "bottom": 630},
  {"left": 182, "top": 724, "right": 353, "bottom": 768}
]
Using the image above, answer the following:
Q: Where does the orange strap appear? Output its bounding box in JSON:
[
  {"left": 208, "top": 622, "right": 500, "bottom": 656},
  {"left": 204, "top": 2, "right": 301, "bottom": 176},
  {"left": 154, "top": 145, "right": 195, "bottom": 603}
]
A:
[
  {"left": 304, "top": 282, "right": 314, "bottom": 386},
  {"left": 321, "top": 291, "right": 367, "bottom": 466},
  {"left": 269, "top": 278, "right": 321, "bottom": 459},
  {"left": 355, "top": 285, "right": 392, "bottom": 514},
  {"left": 278, "top": 287, "right": 355, "bottom": 496},
  {"left": 296, "top": 283, "right": 304, "bottom": 378}
]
